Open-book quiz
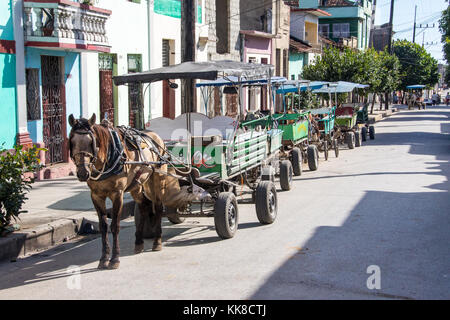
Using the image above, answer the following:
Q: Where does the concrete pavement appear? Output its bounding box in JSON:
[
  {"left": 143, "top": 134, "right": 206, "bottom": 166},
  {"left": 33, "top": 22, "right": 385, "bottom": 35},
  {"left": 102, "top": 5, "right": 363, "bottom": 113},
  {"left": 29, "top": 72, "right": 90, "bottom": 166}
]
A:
[{"left": 0, "top": 105, "right": 448, "bottom": 299}]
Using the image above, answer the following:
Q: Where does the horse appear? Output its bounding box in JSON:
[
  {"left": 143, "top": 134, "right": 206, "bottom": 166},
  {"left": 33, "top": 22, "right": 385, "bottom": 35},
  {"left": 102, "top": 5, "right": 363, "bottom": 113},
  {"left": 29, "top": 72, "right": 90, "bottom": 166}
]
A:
[{"left": 68, "top": 114, "right": 208, "bottom": 269}]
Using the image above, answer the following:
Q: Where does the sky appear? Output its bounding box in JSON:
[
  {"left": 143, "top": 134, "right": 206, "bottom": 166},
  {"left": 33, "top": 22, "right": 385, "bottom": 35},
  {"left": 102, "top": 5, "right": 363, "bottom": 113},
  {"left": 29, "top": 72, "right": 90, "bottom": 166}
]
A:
[{"left": 374, "top": 0, "right": 448, "bottom": 64}]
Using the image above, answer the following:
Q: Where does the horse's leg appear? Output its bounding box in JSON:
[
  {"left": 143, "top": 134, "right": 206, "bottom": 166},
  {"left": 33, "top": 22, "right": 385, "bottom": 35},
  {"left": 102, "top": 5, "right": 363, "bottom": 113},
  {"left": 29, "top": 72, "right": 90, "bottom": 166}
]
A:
[
  {"left": 151, "top": 202, "right": 163, "bottom": 252},
  {"left": 109, "top": 191, "right": 124, "bottom": 269},
  {"left": 131, "top": 191, "right": 153, "bottom": 254},
  {"left": 91, "top": 193, "right": 110, "bottom": 269}
]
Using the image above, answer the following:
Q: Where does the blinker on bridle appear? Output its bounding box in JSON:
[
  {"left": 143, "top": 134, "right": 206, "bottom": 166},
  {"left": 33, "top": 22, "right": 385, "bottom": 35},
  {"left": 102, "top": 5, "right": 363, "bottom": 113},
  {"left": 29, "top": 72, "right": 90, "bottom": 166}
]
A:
[{"left": 69, "top": 122, "right": 100, "bottom": 177}]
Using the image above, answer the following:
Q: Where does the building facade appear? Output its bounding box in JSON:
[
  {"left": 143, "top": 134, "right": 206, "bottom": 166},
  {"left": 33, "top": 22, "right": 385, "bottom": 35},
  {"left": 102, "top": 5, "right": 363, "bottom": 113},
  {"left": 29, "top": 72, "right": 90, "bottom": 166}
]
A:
[
  {"left": 289, "top": 7, "right": 330, "bottom": 80},
  {"left": 0, "top": 0, "right": 18, "bottom": 150},
  {"left": 298, "top": 0, "right": 373, "bottom": 51}
]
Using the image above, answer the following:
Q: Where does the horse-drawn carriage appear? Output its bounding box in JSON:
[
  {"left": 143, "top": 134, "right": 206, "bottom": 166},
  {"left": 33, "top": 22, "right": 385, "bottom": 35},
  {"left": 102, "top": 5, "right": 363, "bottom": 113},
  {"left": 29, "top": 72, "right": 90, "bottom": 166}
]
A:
[
  {"left": 406, "top": 85, "right": 427, "bottom": 110},
  {"left": 327, "top": 82, "right": 371, "bottom": 148},
  {"left": 66, "top": 61, "right": 285, "bottom": 269},
  {"left": 273, "top": 80, "right": 326, "bottom": 173}
]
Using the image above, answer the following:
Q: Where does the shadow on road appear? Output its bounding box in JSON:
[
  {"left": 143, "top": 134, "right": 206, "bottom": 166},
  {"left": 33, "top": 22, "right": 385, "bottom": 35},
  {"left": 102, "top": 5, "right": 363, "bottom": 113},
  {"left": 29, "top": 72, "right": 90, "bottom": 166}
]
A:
[{"left": 250, "top": 108, "right": 450, "bottom": 299}]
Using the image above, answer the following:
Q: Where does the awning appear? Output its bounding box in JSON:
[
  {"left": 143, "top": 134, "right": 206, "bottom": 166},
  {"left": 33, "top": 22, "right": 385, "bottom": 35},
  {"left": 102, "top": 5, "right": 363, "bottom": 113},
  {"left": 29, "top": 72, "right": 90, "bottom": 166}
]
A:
[
  {"left": 275, "top": 81, "right": 327, "bottom": 94},
  {"left": 196, "top": 76, "right": 287, "bottom": 87},
  {"left": 406, "top": 85, "right": 426, "bottom": 89},
  {"left": 113, "top": 60, "right": 275, "bottom": 85},
  {"left": 313, "top": 81, "right": 369, "bottom": 93}
]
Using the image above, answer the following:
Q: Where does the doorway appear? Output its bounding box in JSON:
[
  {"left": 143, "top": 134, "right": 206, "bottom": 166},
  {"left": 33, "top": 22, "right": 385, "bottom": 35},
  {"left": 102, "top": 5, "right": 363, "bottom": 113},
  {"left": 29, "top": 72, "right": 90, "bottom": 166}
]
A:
[{"left": 41, "top": 55, "right": 66, "bottom": 164}]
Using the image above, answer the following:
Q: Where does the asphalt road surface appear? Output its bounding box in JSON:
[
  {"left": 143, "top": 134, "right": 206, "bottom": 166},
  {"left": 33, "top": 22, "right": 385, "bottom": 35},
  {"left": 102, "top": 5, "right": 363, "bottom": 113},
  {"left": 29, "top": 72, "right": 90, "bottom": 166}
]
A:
[{"left": 0, "top": 106, "right": 449, "bottom": 300}]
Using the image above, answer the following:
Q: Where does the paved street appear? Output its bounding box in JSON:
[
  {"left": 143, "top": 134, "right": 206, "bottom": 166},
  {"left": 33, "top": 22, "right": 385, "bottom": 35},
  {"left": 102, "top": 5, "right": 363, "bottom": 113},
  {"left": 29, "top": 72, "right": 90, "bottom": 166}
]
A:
[{"left": 0, "top": 106, "right": 449, "bottom": 300}]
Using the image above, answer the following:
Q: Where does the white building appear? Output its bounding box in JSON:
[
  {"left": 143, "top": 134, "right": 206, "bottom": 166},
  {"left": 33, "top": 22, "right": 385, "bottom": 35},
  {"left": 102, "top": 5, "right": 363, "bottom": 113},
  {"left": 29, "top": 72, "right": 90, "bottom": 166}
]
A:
[{"left": 82, "top": 0, "right": 209, "bottom": 128}]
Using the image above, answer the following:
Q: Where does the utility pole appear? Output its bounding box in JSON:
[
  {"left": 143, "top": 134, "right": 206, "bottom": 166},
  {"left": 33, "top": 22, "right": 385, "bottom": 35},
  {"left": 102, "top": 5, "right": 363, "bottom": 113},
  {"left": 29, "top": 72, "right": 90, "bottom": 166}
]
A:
[
  {"left": 413, "top": 5, "right": 417, "bottom": 43},
  {"left": 181, "top": 0, "right": 196, "bottom": 114},
  {"left": 369, "top": 0, "right": 377, "bottom": 48},
  {"left": 388, "top": 0, "right": 395, "bottom": 54},
  {"left": 416, "top": 23, "right": 435, "bottom": 47}
]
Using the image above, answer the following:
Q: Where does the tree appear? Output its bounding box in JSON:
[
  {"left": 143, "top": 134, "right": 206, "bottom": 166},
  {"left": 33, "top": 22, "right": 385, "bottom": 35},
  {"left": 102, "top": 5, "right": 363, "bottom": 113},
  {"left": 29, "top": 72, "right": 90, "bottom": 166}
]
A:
[
  {"left": 378, "top": 50, "right": 401, "bottom": 111},
  {"left": 393, "top": 40, "right": 440, "bottom": 90},
  {"left": 439, "top": 5, "right": 450, "bottom": 86},
  {"left": 0, "top": 145, "right": 42, "bottom": 235},
  {"left": 302, "top": 47, "right": 400, "bottom": 112}
]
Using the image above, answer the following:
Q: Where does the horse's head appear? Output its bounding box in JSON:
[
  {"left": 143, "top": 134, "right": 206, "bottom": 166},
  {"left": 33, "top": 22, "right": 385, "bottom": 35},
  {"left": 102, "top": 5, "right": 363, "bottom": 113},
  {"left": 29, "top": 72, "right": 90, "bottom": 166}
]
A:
[{"left": 68, "top": 113, "right": 98, "bottom": 182}]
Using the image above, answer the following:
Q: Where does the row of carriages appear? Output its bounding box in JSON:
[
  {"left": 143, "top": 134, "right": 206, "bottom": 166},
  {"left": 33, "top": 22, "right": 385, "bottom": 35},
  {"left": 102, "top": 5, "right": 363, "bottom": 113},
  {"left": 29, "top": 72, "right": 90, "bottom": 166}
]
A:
[{"left": 113, "top": 61, "right": 376, "bottom": 240}]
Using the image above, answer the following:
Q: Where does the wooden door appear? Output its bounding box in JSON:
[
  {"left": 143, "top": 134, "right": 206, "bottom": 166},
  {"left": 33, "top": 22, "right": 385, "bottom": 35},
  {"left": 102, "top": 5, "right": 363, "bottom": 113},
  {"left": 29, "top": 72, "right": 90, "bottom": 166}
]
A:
[
  {"left": 225, "top": 94, "right": 238, "bottom": 117},
  {"left": 163, "top": 80, "right": 175, "bottom": 119},
  {"left": 99, "top": 54, "right": 115, "bottom": 124}
]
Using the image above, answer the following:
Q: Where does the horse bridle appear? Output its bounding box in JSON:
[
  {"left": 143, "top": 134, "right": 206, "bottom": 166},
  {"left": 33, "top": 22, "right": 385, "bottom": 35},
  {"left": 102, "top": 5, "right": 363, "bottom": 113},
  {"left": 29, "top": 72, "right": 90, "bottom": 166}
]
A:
[{"left": 69, "top": 127, "right": 102, "bottom": 178}]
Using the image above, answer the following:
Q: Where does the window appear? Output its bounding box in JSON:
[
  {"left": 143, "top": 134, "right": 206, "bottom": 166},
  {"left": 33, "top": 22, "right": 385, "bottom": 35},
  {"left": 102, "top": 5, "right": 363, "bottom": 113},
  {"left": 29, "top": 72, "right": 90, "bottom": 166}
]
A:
[
  {"left": 276, "top": 49, "right": 281, "bottom": 77},
  {"left": 26, "top": 69, "right": 41, "bottom": 121},
  {"left": 319, "top": 24, "right": 330, "bottom": 37},
  {"left": 216, "top": 0, "right": 229, "bottom": 54},
  {"left": 162, "top": 39, "right": 170, "bottom": 67},
  {"left": 333, "top": 23, "right": 350, "bottom": 39},
  {"left": 283, "top": 49, "right": 288, "bottom": 78}
]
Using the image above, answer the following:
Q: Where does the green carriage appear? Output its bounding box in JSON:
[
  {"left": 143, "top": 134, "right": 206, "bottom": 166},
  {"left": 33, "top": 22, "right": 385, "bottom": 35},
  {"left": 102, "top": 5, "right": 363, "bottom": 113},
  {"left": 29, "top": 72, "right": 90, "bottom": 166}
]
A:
[
  {"left": 114, "top": 61, "right": 280, "bottom": 240},
  {"left": 307, "top": 106, "right": 338, "bottom": 161},
  {"left": 273, "top": 80, "right": 328, "bottom": 173}
]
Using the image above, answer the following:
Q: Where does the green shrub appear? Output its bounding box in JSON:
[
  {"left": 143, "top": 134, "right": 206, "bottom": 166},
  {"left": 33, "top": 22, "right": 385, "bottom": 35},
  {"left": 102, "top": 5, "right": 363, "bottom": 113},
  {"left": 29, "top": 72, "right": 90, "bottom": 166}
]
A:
[{"left": 0, "top": 144, "right": 44, "bottom": 233}]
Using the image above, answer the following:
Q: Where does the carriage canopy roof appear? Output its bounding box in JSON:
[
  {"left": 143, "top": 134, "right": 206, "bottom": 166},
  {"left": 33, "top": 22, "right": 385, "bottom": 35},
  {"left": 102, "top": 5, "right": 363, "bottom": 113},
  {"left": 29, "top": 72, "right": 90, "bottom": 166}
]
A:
[
  {"left": 113, "top": 61, "right": 275, "bottom": 85},
  {"left": 312, "top": 81, "right": 369, "bottom": 93},
  {"left": 406, "top": 85, "right": 426, "bottom": 89},
  {"left": 275, "top": 81, "right": 327, "bottom": 94},
  {"left": 196, "top": 76, "right": 286, "bottom": 87}
]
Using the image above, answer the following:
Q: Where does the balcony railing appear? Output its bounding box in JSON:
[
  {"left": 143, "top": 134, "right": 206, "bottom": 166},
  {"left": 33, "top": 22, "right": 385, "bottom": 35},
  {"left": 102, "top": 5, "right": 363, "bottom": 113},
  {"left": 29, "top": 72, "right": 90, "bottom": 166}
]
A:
[{"left": 23, "top": 0, "right": 111, "bottom": 51}]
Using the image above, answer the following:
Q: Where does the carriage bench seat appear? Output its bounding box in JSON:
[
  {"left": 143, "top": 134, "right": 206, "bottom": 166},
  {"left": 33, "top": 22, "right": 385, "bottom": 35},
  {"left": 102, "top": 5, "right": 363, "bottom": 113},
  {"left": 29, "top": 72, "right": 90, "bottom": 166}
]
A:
[
  {"left": 335, "top": 106, "right": 354, "bottom": 117},
  {"left": 145, "top": 113, "right": 236, "bottom": 143}
]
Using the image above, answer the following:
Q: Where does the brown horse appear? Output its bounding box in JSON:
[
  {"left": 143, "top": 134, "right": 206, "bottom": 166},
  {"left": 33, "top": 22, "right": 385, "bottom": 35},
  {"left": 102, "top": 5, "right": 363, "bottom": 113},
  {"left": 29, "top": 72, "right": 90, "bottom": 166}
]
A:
[{"left": 68, "top": 114, "right": 206, "bottom": 269}]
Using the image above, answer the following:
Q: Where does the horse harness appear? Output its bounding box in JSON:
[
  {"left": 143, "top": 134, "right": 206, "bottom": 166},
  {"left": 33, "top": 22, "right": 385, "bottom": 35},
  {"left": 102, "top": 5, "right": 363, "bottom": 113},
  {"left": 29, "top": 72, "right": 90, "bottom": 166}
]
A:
[{"left": 70, "top": 121, "right": 166, "bottom": 183}]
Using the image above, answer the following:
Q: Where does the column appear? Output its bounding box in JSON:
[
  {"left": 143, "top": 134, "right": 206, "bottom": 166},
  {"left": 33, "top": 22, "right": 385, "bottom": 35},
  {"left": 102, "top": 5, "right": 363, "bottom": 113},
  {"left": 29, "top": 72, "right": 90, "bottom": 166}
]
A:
[{"left": 13, "top": 0, "right": 33, "bottom": 147}]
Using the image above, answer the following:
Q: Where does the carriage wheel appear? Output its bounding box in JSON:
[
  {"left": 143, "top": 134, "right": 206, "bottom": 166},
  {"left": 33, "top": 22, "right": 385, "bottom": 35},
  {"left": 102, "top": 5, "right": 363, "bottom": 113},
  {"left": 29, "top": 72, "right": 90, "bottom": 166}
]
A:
[
  {"left": 346, "top": 132, "right": 355, "bottom": 149},
  {"left": 323, "top": 140, "right": 329, "bottom": 161},
  {"left": 355, "top": 130, "right": 362, "bottom": 147},
  {"left": 214, "top": 192, "right": 238, "bottom": 239},
  {"left": 255, "top": 181, "right": 278, "bottom": 225},
  {"left": 361, "top": 126, "right": 368, "bottom": 142},
  {"left": 334, "top": 139, "right": 339, "bottom": 158},
  {"left": 279, "top": 160, "right": 293, "bottom": 191},
  {"left": 291, "top": 147, "right": 302, "bottom": 176},
  {"left": 369, "top": 126, "right": 375, "bottom": 140},
  {"left": 307, "top": 145, "right": 319, "bottom": 171}
]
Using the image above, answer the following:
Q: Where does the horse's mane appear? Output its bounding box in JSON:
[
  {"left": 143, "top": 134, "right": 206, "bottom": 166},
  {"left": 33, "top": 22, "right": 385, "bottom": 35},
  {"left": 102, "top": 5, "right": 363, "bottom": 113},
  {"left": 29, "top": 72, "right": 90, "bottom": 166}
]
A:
[{"left": 91, "top": 124, "right": 111, "bottom": 162}]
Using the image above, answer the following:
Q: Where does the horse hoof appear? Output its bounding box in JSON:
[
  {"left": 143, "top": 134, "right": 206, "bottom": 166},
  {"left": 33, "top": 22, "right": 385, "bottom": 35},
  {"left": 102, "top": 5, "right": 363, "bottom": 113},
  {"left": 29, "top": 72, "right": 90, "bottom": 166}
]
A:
[
  {"left": 152, "top": 244, "right": 162, "bottom": 252},
  {"left": 134, "top": 244, "right": 144, "bottom": 254},
  {"left": 98, "top": 260, "right": 109, "bottom": 269},
  {"left": 108, "top": 260, "right": 120, "bottom": 270}
]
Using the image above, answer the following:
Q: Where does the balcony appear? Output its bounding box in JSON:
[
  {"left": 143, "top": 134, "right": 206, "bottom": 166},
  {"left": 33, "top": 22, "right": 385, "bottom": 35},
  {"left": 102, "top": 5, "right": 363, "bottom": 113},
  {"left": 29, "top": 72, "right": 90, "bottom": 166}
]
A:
[
  {"left": 23, "top": 0, "right": 111, "bottom": 52},
  {"left": 339, "top": 36, "right": 358, "bottom": 49}
]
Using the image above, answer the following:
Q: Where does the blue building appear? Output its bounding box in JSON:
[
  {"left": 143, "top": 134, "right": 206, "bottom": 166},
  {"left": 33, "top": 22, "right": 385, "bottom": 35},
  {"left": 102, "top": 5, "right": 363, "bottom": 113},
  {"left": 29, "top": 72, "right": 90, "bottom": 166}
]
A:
[
  {"left": 0, "top": 0, "right": 18, "bottom": 150},
  {"left": 0, "top": 0, "right": 111, "bottom": 174}
]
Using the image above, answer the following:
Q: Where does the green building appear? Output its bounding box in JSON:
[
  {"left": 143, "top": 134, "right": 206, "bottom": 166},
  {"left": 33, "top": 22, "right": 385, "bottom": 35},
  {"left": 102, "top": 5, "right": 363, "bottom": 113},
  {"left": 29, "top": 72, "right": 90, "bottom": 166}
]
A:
[{"left": 298, "top": 0, "right": 373, "bottom": 51}]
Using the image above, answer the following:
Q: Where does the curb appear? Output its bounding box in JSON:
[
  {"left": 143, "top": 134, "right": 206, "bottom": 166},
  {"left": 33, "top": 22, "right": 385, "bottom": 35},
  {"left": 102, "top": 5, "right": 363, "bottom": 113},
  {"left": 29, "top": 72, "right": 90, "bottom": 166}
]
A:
[
  {"left": 0, "top": 200, "right": 136, "bottom": 262},
  {"left": 368, "top": 107, "right": 397, "bottom": 123}
]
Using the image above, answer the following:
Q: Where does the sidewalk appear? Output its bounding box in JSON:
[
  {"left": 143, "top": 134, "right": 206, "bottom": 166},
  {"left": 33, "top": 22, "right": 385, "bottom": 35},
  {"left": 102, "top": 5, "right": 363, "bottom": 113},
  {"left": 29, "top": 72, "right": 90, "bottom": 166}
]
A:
[{"left": 0, "top": 176, "right": 135, "bottom": 262}]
